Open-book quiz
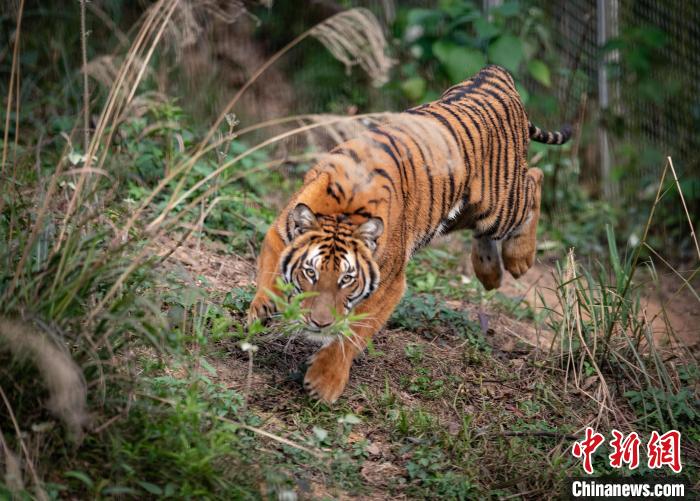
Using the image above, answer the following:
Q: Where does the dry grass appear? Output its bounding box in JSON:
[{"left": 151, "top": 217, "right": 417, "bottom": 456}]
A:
[
  {"left": 0, "top": 318, "right": 88, "bottom": 440},
  {"left": 162, "top": 0, "right": 246, "bottom": 55},
  {"left": 311, "top": 8, "right": 394, "bottom": 87},
  {"left": 541, "top": 158, "right": 699, "bottom": 437}
]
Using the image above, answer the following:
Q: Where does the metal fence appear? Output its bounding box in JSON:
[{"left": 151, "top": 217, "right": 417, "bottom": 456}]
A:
[{"left": 542, "top": 0, "right": 700, "bottom": 203}]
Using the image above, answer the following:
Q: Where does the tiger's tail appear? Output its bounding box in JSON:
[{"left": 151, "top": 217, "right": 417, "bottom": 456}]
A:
[{"left": 528, "top": 122, "right": 572, "bottom": 145}]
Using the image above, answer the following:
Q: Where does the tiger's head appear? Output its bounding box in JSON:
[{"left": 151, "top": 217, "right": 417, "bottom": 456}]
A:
[{"left": 279, "top": 203, "right": 383, "bottom": 334}]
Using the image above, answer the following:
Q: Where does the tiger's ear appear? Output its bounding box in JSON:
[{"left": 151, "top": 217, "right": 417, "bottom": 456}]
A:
[
  {"left": 288, "top": 203, "right": 318, "bottom": 238},
  {"left": 355, "top": 217, "right": 384, "bottom": 252}
]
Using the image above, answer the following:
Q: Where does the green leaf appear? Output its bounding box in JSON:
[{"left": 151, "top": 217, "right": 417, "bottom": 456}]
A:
[
  {"left": 406, "top": 8, "right": 444, "bottom": 37},
  {"left": 68, "top": 151, "right": 85, "bottom": 166},
  {"left": 521, "top": 39, "right": 537, "bottom": 60},
  {"left": 401, "top": 76, "right": 427, "bottom": 101},
  {"left": 487, "top": 35, "right": 524, "bottom": 73},
  {"left": 199, "top": 357, "right": 217, "bottom": 376},
  {"left": 473, "top": 18, "right": 500, "bottom": 41},
  {"left": 138, "top": 481, "right": 164, "bottom": 495},
  {"left": 432, "top": 41, "right": 486, "bottom": 83},
  {"left": 494, "top": 1, "right": 521, "bottom": 17},
  {"left": 312, "top": 426, "right": 328, "bottom": 442},
  {"left": 64, "top": 471, "right": 94, "bottom": 488},
  {"left": 339, "top": 413, "right": 362, "bottom": 425},
  {"left": 528, "top": 59, "right": 551, "bottom": 87},
  {"left": 102, "top": 486, "right": 140, "bottom": 495}
]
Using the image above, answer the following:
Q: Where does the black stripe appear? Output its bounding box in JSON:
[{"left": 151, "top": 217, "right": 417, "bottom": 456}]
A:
[
  {"left": 453, "top": 102, "right": 491, "bottom": 212},
  {"left": 437, "top": 103, "right": 476, "bottom": 205},
  {"left": 371, "top": 130, "right": 412, "bottom": 247},
  {"left": 452, "top": 103, "right": 488, "bottom": 203},
  {"left": 440, "top": 69, "right": 490, "bottom": 103},
  {"left": 374, "top": 129, "right": 410, "bottom": 192},
  {"left": 353, "top": 208, "right": 373, "bottom": 218},
  {"left": 326, "top": 186, "right": 341, "bottom": 204},
  {"left": 466, "top": 94, "right": 501, "bottom": 229},
  {"left": 368, "top": 167, "right": 396, "bottom": 194},
  {"left": 414, "top": 108, "right": 461, "bottom": 222},
  {"left": 280, "top": 250, "right": 294, "bottom": 276},
  {"left": 472, "top": 89, "right": 520, "bottom": 237},
  {"left": 481, "top": 72, "right": 516, "bottom": 96},
  {"left": 338, "top": 147, "right": 361, "bottom": 163},
  {"left": 409, "top": 129, "right": 435, "bottom": 245},
  {"left": 441, "top": 104, "right": 477, "bottom": 179}
]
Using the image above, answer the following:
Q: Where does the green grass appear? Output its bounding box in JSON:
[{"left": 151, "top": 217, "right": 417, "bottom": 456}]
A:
[{"left": 1, "top": 2, "right": 698, "bottom": 499}]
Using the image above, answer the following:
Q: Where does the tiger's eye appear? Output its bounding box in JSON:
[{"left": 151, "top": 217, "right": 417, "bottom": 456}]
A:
[
  {"left": 304, "top": 268, "right": 316, "bottom": 281},
  {"left": 340, "top": 275, "right": 353, "bottom": 285}
]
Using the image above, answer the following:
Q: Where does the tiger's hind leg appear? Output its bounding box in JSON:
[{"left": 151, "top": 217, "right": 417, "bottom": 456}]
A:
[
  {"left": 471, "top": 236, "right": 503, "bottom": 290},
  {"left": 502, "top": 167, "right": 543, "bottom": 278}
]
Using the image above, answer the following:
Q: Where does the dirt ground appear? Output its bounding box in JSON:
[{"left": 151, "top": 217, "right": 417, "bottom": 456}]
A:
[
  {"left": 155, "top": 232, "right": 698, "bottom": 498},
  {"left": 496, "top": 261, "right": 699, "bottom": 351}
]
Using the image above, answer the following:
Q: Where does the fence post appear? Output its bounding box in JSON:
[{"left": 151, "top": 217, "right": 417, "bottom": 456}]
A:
[
  {"left": 482, "top": 0, "right": 502, "bottom": 15},
  {"left": 597, "top": 0, "right": 619, "bottom": 200}
]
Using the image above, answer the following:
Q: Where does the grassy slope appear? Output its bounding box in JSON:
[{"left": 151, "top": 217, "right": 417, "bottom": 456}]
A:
[{"left": 156, "top": 230, "right": 699, "bottom": 499}]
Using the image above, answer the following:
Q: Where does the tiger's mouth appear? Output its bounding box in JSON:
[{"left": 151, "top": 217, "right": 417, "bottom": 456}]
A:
[
  {"left": 304, "top": 328, "right": 339, "bottom": 346},
  {"left": 303, "top": 322, "right": 336, "bottom": 335}
]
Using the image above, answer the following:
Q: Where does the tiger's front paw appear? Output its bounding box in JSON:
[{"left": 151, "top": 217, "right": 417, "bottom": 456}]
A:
[
  {"left": 246, "top": 293, "right": 276, "bottom": 326},
  {"left": 303, "top": 343, "right": 352, "bottom": 404}
]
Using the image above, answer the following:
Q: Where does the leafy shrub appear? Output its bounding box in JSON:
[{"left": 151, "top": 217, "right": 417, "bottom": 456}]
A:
[{"left": 393, "top": 0, "right": 555, "bottom": 107}]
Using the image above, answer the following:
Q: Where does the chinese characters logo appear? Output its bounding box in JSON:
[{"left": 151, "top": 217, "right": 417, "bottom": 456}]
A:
[{"left": 572, "top": 427, "right": 682, "bottom": 474}]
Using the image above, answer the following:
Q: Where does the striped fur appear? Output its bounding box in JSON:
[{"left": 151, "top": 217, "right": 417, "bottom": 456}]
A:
[{"left": 248, "top": 65, "right": 571, "bottom": 403}]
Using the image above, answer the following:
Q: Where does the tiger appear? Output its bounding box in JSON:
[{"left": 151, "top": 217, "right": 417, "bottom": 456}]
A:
[{"left": 247, "top": 65, "right": 571, "bottom": 403}]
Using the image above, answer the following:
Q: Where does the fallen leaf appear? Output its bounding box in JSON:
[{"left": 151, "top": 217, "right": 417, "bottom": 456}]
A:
[
  {"left": 361, "top": 461, "right": 405, "bottom": 486},
  {"left": 347, "top": 432, "right": 364, "bottom": 444},
  {"left": 365, "top": 442, "right": 381, "bottom": 455}
]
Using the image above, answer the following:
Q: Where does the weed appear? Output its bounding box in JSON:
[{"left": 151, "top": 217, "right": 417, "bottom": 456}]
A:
[
  {"left": 404, "top": 343, "right": 424, "bottom": 364},
  {"left": 389, "top": 290, "right": 484, "bottom": 348},
  {"left": 223, "top": 286, "right": 256, "bottom": 315},
  {"left": 0, "top": 3, "right": 400, "bottom": 497},
  {"left": 2, "top": 1, "right": 699, "bottom": 498},
  {"left": 401, "top": 367, "right": 449, "bottom": 399},
  {"left": 403, "top": 445, "right": 477, "bottom": 499},
  {"left": 625, "top": 385, "right": 699, "bottom": 431},
  {"left": 545, "top": 224, "right": 699, "bottom": 434}
]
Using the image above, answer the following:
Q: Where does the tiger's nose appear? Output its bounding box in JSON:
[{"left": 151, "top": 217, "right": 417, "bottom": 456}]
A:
[{"left": 310, "top": 318, "right": 333, "bottom": 329}]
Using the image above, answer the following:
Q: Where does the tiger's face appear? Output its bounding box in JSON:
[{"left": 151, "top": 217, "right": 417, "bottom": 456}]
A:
[{"left": 279, "top": 203, "right": 383, "bottom": 335}]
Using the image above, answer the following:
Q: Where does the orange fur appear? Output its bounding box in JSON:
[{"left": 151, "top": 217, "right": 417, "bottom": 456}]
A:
[{"left": 248, "top": 65, "right": 570, "bottom": 403}]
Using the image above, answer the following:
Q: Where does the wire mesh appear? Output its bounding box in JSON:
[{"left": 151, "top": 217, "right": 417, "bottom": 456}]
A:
[
  {"left": 617, "top": 0, "right": 700, "bottom": 175},
  {"left": 543, "top": 0, "right": 699, "bottom": 204}
]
